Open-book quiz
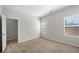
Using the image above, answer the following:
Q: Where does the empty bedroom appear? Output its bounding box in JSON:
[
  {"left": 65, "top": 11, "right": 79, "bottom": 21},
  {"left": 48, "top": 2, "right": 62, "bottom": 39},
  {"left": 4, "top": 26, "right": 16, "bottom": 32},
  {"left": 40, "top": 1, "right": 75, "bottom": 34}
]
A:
[{"left": 0, "top": 5, "right": 79, "bottom": 53}]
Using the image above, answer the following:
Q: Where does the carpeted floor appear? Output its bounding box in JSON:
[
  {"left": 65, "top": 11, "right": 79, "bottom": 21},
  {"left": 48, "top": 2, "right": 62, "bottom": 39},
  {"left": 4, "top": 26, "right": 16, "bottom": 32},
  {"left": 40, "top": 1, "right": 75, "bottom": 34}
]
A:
[
  {"left": 7, "top": 39, "right": 17, "bottom": 45},
  {"left": 5, "top": 38, "right": 79, "bottom": 53}
]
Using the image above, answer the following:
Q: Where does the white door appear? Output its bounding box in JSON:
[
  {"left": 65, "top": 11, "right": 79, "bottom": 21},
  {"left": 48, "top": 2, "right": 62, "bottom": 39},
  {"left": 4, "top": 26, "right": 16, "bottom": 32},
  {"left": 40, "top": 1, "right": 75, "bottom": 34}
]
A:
[{"left": 2, "top": 14, "right": 6, "bottom": 52}]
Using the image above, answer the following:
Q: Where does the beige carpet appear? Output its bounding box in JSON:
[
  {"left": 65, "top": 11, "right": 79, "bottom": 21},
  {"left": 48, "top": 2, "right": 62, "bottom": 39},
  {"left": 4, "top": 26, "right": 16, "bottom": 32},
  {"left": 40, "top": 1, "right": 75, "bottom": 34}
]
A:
[{"left": 5, "top": 38, "right": 79, "bottom": 53}]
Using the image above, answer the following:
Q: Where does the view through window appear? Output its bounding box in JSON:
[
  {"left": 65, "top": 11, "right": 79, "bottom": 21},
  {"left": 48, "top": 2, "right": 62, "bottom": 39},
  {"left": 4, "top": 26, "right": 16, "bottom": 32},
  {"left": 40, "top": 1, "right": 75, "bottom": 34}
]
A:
[{"left": 64, "top": 16, "right": 79, "bottom": 36}]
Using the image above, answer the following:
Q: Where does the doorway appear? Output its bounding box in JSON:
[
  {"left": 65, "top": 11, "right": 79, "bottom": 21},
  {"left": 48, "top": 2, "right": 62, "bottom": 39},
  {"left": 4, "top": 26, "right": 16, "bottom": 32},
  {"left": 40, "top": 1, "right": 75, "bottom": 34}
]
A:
[{"left": 6, "top": 18, "right": 18, "bottom": 45}]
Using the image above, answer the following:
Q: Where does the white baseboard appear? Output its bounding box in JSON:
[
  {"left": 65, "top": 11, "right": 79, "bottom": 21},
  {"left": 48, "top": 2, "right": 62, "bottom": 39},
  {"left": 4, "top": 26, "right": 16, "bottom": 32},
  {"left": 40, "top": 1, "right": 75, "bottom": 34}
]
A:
[
  {"left": 18, "top": 36, "right": 39, "bottom": 43},
  {"left": 42, "top": 36, "right": 79, "bottom": 48}
]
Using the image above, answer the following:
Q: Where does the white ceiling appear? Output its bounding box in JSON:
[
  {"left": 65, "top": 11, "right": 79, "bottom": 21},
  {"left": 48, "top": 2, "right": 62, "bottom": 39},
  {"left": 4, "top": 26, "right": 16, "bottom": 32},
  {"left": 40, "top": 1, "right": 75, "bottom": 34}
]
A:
[{"left": 3, "top": 5, "right": 70, "bottom": 17}]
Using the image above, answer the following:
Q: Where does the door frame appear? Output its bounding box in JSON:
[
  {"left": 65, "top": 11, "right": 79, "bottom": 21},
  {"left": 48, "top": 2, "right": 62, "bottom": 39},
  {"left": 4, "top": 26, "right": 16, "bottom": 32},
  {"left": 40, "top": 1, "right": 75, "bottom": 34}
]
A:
[{"left": 6, "top": 18, "right": 18, "bottom": 44}]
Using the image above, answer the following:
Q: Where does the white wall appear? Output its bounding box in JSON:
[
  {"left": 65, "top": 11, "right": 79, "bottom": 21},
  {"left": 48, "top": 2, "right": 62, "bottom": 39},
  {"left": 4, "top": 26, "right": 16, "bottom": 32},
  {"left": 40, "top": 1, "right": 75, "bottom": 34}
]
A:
[
  {"left": 2, "top": 7, "right": 40, "bottom": 43},
  {"left": 6, "top": 19, "right": 18, "bottom": 40},
  {"left": 41, "top": 6, "right": 79, "bottom": 47}
]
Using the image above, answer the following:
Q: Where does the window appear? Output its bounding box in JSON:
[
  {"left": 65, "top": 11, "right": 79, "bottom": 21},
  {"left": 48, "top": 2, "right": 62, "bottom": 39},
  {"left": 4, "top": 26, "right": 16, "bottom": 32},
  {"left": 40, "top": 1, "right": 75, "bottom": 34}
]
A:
[
  {"left": 65, "top": 16, "right": 79, "bottom": 27},
  {"left": 64, "top": 15, "right": 79, "bottom": 36}
]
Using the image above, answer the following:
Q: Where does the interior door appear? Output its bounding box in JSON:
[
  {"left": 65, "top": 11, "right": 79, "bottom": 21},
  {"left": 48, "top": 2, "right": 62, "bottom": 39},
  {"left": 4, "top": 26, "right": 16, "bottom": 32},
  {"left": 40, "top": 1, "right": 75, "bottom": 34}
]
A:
[{"left": 2, "top": 14, "right": 6, "bottom": 52}]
